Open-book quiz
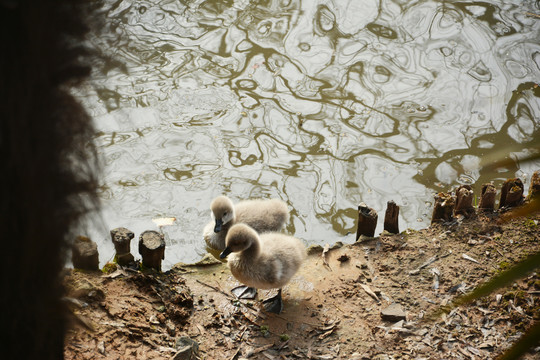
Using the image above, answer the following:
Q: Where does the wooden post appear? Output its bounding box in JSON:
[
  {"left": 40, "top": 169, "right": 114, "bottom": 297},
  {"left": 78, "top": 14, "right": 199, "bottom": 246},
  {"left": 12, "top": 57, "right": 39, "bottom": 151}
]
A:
[
  {"left": 498, "top": 172, "right": 540, "bottom": 221},
  {"left": 431, "top": 193, "right": 455, "bottom": 224},
  {"left": 499, "top": 178, "right": 524, "bottom": 210},
  {"left": 478, "top": 183, "right": 496, "bottom": 211},
  {"left": 454, "top": 185, "right": 475, "bottom": 218},
  {"left": 139, "top": 230, "right": 165, "bottom": 271},
  {"left": 356, "top": 202, "right": 378, "bottom": 239},
  {"left": 110, "top": 227, "right": 135, "bottom": 266},
  {"left": 526, "top": 170, "right": 540, "bottom": 201},
  {"left": 72, "top": 236, "right": 99, "bottom": 271},
  {"left": 383, "top": 201, "right": 399, "bottom": 234}
]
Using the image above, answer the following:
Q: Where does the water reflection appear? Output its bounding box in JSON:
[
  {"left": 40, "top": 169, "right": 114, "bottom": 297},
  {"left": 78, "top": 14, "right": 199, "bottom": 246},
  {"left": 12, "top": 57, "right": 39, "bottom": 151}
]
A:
[{"left": 81, "top": 0, "right": 540, "bottom": 268}]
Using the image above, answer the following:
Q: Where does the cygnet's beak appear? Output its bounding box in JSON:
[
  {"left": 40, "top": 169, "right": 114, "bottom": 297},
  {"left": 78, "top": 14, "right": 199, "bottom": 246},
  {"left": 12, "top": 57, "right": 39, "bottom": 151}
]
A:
[
  {"left": 220, "top": 247, "right": 232, "bottom": 259},
  {"left": 214, "top": 219, "right": 223, "bottom": 233}
]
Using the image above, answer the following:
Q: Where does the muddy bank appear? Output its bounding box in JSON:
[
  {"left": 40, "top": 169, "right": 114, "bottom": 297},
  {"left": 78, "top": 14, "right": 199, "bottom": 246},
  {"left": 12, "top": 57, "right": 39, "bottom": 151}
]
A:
[{"left": 64, "top": 210, "right": 540, "bottom": 360}]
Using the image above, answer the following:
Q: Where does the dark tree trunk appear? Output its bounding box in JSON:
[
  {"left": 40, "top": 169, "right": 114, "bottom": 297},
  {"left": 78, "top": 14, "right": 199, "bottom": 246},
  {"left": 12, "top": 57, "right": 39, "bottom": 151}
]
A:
[{"left": 1, "top": 2, "right": 99, "bottom": 358}]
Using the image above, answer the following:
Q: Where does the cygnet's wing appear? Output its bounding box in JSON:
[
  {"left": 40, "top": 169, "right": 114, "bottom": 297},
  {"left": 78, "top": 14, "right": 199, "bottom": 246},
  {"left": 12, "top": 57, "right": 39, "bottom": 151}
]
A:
[
  {"left": 259, "top": 234, "right": 305, "bottom": 288},
  {"left": 235, "top": 199, "right": 289, "bottom": 233}
]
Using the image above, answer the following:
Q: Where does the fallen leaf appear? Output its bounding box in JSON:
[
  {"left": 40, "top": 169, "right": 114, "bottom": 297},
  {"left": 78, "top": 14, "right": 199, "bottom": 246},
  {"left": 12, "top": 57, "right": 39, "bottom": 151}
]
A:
[
  {"left": 462, "top": 253, "right": 480, "bottom": 264},
  {"left": 102, "top": 268, "right": 128, "bottom": 279},
  {"left": 245, "top": 343, "right": 274, "bottom": 357},
  {"left": 360, "top": 283, "right": 380, "bottom": 302}
]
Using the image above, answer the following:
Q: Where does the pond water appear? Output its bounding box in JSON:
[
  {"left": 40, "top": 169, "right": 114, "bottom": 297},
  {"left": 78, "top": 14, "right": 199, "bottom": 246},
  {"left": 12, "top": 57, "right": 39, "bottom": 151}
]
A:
[{"left": 79, "top": 0, "right": 540, "bottom": 269}]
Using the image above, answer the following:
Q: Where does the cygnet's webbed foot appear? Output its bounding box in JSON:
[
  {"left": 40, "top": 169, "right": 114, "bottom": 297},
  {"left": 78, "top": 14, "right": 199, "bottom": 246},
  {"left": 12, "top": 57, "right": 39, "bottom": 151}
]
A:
[
  {"left": 231, "top": 285, "right": 257, "bottom": 299},
  {"left": 262, "top": 289, "right": 283, "bottom": 314}
]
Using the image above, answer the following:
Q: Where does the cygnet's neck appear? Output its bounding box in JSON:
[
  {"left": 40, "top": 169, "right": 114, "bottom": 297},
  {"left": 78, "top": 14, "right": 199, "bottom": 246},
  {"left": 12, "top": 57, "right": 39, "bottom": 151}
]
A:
[
  {"left": 224, "top": 210, "right": 237, "bottom": 228},
  {"left": 241, "top": 236, "right": 261, "bottom": 259},
  {"left": 222, "top": 215, "right": 236, "bottom": 231}
]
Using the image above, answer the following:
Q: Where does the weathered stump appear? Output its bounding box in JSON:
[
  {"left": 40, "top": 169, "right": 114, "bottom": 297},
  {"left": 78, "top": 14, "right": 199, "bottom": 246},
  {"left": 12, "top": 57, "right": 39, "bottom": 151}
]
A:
[
  {"left": 498, "top": 172, "right": 540, "bottom": 221},
  {"left": 356, "top": 202, "right": 378, "bottom": 239},
  {"left": 111, "top": 227, "right": 134, "bottom": 254},
  {"left": 526, "top": 170, "right": 540, "bottom": 201},
  {"left": 110, "top": 227, "right": 135, "bottom": 266},
  {"left": 454, "top": 185, "right": 475, "bottom": 218},
  {"left": 478, "top": 183, "right": 496, "bottom": 211},
  {"left": 383, "top": 201, "right": 399, "bottom": 234},
  {"left": 139, "top": 230, "right": 165, "bottom": 271},
  {"left": 381, "top": 303, "right": 407, "bottom": 322},
  {"left": 72, "top": 236, "right": 99, "bottom": 271},
  {"left": 499, "top": 178, "right": 524, "bottom": 210},
  {"left": 431, "top": 193, "right": 455, "bottom": 224}
]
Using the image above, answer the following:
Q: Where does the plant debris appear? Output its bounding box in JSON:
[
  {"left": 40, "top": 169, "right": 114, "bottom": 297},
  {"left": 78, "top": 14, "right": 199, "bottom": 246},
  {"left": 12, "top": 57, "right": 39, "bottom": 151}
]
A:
[{"left": 65, "top": 212, "right": 540, "bottom": 359}]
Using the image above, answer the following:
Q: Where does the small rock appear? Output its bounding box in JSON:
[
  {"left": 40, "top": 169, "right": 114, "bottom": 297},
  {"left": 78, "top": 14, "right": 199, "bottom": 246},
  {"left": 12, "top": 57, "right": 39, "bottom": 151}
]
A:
[
  {"left": 194, "top": 253, "right": 222, "bottom": 266},
  {"left": 87, "top": 289, "right": 105, "bottom": 301},
  {"left": 173, "top": 253, "right": 222, "bottom": 268},
  {"left": 337, "top": 254, "right": 350, "bottom": 263},
  {"left": 166, "top": 320, "right": 176, "bottom": 336},
  {"left": 71, "top": 279, "right": 104, "bottom": 301},
  {"left": 97, "top": 341, "right": 105, "bottom": 355},
  {"left": 306, "top": 244, "right": 324, "bottom": 255},
  {"left": 172, "top": 346, "right": 193, "bottom": 360},
  {"left": 172, "top": 337, "right": 198, "bottom": 360},
  {"left": 381, "top": 303, "right": 407, "bottom": 322}
]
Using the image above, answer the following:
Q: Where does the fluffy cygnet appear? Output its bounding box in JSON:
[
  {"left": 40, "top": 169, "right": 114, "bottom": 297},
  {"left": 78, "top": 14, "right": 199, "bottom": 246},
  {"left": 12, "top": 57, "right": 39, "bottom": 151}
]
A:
[
  {"left": 203, "top": 195, "right": 289, "bottom": 254},
  {"left": 219, "top": 223, "right": 306, "bottom": 313}
]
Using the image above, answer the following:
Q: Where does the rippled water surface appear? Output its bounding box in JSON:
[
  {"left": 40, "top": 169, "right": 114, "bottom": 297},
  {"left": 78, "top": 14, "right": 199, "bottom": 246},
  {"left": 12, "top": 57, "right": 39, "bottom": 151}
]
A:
[{"left": 80, "top": 0, "right": 540, "bottom": 269}]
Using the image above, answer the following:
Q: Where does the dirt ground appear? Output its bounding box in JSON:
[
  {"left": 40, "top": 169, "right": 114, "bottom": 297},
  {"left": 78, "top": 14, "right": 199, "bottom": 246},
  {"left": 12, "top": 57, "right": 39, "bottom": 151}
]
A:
[{"left": 64, "top": 210, "right": 540, "bottom": 360}]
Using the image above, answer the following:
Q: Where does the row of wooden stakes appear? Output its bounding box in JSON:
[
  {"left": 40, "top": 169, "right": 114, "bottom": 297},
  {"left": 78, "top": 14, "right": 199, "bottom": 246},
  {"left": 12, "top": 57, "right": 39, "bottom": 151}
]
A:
[
  {"left": 72, "top": 171, "right": 540, "bottom": 271},
  {"left": 356, "top": 170, "right": 540, "bottom": 240},
  {"left": 71, "top": 228, "right": 166, "bottom": 272}
]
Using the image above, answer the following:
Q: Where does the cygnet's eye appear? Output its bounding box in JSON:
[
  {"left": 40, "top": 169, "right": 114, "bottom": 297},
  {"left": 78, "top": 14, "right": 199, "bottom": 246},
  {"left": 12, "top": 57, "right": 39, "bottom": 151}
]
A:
[{"left": 223, "top": 211, "right": 228, "bottom": 216}]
